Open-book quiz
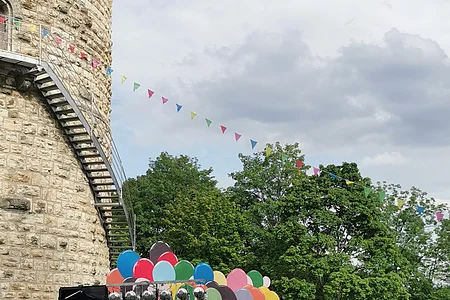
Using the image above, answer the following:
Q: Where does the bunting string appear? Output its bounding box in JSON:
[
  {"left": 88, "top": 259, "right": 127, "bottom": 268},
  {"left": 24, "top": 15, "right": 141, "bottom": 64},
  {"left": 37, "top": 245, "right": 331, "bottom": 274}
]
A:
[{"left": 22, "top": 21, "right": 448, "bottom": 223}]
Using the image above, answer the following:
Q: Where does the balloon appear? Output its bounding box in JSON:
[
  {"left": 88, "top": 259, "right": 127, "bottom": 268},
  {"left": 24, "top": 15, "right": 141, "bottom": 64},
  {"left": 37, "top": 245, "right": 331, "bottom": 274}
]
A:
[
  {"left": 117, "top": 250, "right": 140, "bottom": 279},
  {"left": 158, "top": 251, "right": 178, "bottom": 266},
  {"left": 149, "top": 241, "right": 171, "bottom": 264},
  {"left": 235, "top": 288, "right": 254, "bottom": 300},
  {"left": 206, "top": 288, "right": 222, "bottom": 300},
  {"left": 245, "top": 286, "right": 265, "bottom": 300},
  {"left": 213, "top": 271, "right": 227, "bottom": 285},
  {"left": 122, "top": 277, "right": 137, "bottom": 293},
  {"left": 175, "top": 260, "right": 194, "bottom": 280},
  {"left": 153, "top": 261, "right": 176, "bottom": 282},
  {"left": 262, "top": 276, "right": 271, "bottom": 288},
  {"left": 133, "top": 258, "right": 154, "bottom": 281},
  {"left": 226, "top": 269, "right": 247, "bottom": 291},
  {"left": 267, "top": 291, "right": 279, "bottom": 300},
  {"left": 258, "top": 287, "right": 271, "bottom": 298},
  {"left": 247, "top": 270, "right": 263, "bottom": 287},
  {"left": 106, "top": 268, "right": 124, "bottom": 293},
  {"left": 206, "top": 281, "right": 220, "bottom": 289},
  {"left": 218, "top": 285, "right": 237, "bottom": 300},
  {"left": 134, "top": 278, "right": 151, "bottom": 294},
  {"left": 246, "top": 275, "right": 253, "bottom": 285},
  {"left": 194, "top": 263, "right": 214, "bottom": 283}
]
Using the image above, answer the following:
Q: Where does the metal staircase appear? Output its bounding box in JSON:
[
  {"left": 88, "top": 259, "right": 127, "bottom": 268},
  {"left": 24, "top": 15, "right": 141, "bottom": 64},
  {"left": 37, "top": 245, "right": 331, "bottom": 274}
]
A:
[{"left": 0, "top": 48, "right": 135, "bottom": 267}]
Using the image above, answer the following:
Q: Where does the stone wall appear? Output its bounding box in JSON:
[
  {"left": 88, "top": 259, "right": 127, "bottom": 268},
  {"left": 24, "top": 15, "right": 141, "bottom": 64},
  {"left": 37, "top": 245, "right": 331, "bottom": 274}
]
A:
[{"left": 0, "top": 73, "right": 110, "bottom": 299}]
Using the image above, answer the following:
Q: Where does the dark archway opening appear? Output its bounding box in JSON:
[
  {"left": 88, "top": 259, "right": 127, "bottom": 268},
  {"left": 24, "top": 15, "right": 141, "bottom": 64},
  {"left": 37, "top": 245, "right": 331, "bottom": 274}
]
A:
[{"left": 0, "top": 0, "right": 11, "bottom": 50}]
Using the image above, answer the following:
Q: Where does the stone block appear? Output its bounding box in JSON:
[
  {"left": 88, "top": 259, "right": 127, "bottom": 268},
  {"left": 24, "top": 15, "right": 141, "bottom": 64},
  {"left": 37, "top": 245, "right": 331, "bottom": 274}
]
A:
[{"left": 0, "top": 196, "right": 31, "bottom": 211}]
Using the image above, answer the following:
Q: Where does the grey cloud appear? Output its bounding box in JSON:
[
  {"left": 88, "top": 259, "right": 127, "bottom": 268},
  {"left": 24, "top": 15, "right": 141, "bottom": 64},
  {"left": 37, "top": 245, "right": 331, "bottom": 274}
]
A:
[{"left": 187, "top": 28, "right": 450, "bottom": 148}]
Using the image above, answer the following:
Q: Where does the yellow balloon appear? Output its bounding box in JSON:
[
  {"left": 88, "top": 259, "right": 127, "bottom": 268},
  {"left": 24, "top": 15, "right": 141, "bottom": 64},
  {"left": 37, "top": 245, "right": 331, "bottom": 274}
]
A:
[
  {"left": 259, "top": 286, "right": 271, "bottom": 298},
  {"left": 266, "top": 291, "right": 280, "bottom": 300},
  {"left": 213, "top": 270, "right": 227, "bottom": 285}
]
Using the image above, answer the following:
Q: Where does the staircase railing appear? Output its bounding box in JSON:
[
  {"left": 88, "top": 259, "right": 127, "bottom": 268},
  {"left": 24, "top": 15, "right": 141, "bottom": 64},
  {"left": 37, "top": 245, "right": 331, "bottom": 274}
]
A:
[{"left": 38, "top": 33, "right": 135, "bottom": 249}]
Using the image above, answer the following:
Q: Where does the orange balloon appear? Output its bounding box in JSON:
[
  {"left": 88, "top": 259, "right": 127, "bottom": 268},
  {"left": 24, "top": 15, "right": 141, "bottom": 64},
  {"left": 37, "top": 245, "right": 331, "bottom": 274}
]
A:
[
  {"left": 106, "top": 268, "right": 124, "bottom": 293},
  {"left": 246, "top": 286, "right": 266, "bottom": 300}
]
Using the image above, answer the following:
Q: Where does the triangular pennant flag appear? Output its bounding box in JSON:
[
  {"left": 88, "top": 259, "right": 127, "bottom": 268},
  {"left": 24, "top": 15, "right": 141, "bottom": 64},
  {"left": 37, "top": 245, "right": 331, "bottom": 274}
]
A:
[
  {"left": 397, "top": 199, "right": 405, "bottom": 210},
  {"left": 121, "top": 76, "right": 127, "bottom": 84},
  {"left": 69, "top": 45, "right": 75, "bottom": 53},
  {"left": 205, "top": 119, "right": 212, "bottom": 127},
  {"left": 0, "top": 16, "right": 5, "bottom": 24},
  {"left": 13, "top": 19, "right": 22, "bottom": 30},
  {"left": 105, "top": 67, "right": 113, "bottom": 77},
  {"left": 345, "top": 180, "right": 354, "bottom": 185},
  {"left": 330, "top": 173, "right": 337, "bottom": 179},
  {"left": 42, "top": 28, "right": 49, "bottom": 37},
  {"left": 313, "top": 167, "right": 320, "bottom": 176},
  {"left": 378, "top": 191, "right": 385, "bottom": 203},
  {"left": 190, "top": 112, "right": 197, "bottom": 120},
  {"left": 234, "top": 133, "right": 242, "bottom": 141},
  {"left": 281, "top": 153, "right": 288, "bottom": 163},
  {"left": 220, "top": 125, "right": 227, "bottom": 134},
  {"left": 176, "top": 104, "right": 182, "bottom": 112},
  {"left": 133, "top": 82, "right": 140, "bottom": 92},
  {"left": 147, "top": 90, "right": 154, "bottom": 98},
  {"left": 30, "top": 24, "right": 37, "bottom": 33},
  {"left": 417, "top": 206, "right": 425, "bottom": 215},
  {"left": 55, "top": 37, "right": 62, "bottom": 46},
  {"left": 80, "top": 51, "right": 87, "bottom": 59},
  {"left": 436, "top": 212, "right": 444, "bottom": 222},
  {"left": 250, "top": 139, "right": 257, "bottom": 149},
  {"left": 92, "top": 60, "right": 100, "bottom": 68},
  {"left": 162, "top": 97, "right": 168, "bottom": 104},
  {"left": 265, "top": 147, "right": 272, "bottom": 157},
  {"left": 364, "top": 187, "right": 372, "bottom": 197},
  {"left": 296, "top": 160, "right": 304, "bottom": 170}
]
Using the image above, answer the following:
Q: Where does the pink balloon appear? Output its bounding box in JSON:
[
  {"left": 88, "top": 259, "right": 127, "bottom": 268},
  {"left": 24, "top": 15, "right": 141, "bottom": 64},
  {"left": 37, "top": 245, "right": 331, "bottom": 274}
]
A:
[
  {"left": 157, "top": 251, "right": 178, "bottom": 266},
  {"left": 133, "top": 258, "right": 154, "bottom": 281},
  {"left": 227, "top": 268, "right": 247, "bottom": 291}
]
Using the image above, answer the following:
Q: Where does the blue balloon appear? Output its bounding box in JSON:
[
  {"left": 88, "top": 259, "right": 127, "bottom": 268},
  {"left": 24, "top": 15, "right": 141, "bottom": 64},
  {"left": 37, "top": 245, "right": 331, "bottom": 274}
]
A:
[
  {"left": 117, "top": 250, "right": 140, "bottom": 278},
  {"left": 153, "top": 260, "right": 176, "bottom": 282},
  {"left": 193, "top": 262, "right": 213, "bottom": 283},
  {"left": 235, "top": 289, "right": 253, "bottom": 300}
]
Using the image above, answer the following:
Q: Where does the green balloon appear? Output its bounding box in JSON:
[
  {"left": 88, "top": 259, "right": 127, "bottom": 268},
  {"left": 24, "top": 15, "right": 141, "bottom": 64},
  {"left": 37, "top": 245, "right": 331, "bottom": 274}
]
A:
[
  {"left": 175, "top": 260, "right": 194, "bottom": 280},
  {"left": 180, "top": 284, "right": 194, "bottom": 300},
  {"left": 247, "top": 270, "right": 263, "bottom": 287},
  {"left": 206, "top": 288, "right": 222, "bottom": 300}
]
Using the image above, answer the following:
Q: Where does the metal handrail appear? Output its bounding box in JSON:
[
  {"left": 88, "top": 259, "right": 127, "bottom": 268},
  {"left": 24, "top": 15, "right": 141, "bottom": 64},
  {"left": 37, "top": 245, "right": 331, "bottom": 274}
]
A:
[{"left": 38, "top": 33, "right": 135, "bottom": 248}]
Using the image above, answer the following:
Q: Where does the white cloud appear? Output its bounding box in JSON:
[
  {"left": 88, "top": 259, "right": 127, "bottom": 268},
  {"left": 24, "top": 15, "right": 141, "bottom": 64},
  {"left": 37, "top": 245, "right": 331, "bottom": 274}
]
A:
[{"left": 361, "top": 152, "right": 409, "bottom": 166}]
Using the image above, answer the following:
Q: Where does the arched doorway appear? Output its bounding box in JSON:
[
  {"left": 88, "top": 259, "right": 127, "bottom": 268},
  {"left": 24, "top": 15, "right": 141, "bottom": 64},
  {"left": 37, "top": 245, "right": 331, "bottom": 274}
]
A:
[{"left": 0, "top": 0, "right": 11, "bottom": 50}]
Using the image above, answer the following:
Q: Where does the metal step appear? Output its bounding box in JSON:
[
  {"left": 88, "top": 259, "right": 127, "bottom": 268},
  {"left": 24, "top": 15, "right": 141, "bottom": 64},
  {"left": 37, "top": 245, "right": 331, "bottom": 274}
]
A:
[
  {"left": 94, "top": 202, "right": 121, "bottom": 207},
  {"left": 85, "top": 165, "right": 108, "bottom": 172},
  {"left": 94, "top": 188, "right": 117, "bottom": 193},
  {"left": 80, "top": 159, "right": 104, "bottom": 165},
  {"left": 54, "top": 107, "right": 75, "bottom": 115},
  {"left": 92, "top": 181, "right": 114, "bottom": 186},
  {"left": 48, "top": 99, "right": 69, "bottom": 107},
  {"left": 70, "top": 137, "right": 93, "bottom": 143},
  {"left": 39, "top": 84, "right": 59, "bottom": 93},
  {"left": 88, "top": 173, "right": 111, "bottom": 179},
  {"left": 74, "top": 144, "right": 97, "bottom": 151},
  {"left": 27, "top": 67, "right": 46, "bottom": 76},
  {"left": 35, "top": 75, "right": 53, "bottom": 85},
  {"left": 58, "top": 116, "right": 80, "bottom": 122},
  {"left": 63, "top": 123, "right": 84, "bottom": 129}
]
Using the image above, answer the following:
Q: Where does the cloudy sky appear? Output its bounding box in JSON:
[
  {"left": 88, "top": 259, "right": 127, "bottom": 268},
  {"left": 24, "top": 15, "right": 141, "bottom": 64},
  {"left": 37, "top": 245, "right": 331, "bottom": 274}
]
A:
[{"left": 109, "top": 0, "right": 450, "bottom": 205}]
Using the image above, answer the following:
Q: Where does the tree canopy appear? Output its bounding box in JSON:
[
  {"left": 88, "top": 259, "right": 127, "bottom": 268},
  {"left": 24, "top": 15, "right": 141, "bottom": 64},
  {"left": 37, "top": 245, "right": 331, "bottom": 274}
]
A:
[{"left": 124, "top": 143, "right": 449, "bottom": 300}]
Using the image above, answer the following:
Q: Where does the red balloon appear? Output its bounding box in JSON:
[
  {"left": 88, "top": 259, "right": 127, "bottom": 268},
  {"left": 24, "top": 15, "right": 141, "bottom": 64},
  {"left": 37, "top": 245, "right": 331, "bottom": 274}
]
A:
[
  {"left": 157, "top": 251, "right": 178, "bottom": 266},
  {"left": 133, "top": 258, "right": 154, "bottom": 281}
]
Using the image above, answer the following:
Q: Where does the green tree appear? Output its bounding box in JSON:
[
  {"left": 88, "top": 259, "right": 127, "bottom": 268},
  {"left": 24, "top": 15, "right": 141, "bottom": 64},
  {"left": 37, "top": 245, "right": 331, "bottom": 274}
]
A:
[
  {"left": 230, "top": 142, "right": 411, "bottom": 300},
  {"left": 124, "top": 152, "right": 217, "bottom": 254}
]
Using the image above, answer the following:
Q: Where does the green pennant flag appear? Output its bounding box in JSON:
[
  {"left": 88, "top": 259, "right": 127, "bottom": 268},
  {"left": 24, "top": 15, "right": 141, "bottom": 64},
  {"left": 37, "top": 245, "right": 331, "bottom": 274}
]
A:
[
  {"left": 205, "top": 118, "right": 212, "bottom": 127},
  {"left": 281, "top": 154, "right": 288, "bottom": 163},
  {"left": 13, "top": 19, "right": 22, "bottom": 30},
  {"left": 133, "top": 82, "right": 140, "bottom": 92},
  {"left": 378, "top": 191, "right": 385, "bottom": 203},
  {"left": 364, "top": 187, "right": 372, "bottom": 197}
]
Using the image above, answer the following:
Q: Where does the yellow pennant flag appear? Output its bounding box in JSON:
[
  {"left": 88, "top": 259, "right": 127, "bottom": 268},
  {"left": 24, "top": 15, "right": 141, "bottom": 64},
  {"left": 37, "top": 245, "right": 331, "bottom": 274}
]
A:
[
  {"left": 121, "top": 76, "right": 127, "bottom": 84},
  {"left": 397, "top": 199, "right": 405, "bottom": 209},
  {"left": 345, "top": 180, "right": 354, "bottom": 185},
  {"left": 30, "top": 24, "right": 37, "bottom": 33},
  {"left": 190, "top": 111, "right": 197, "bottom": 120},
  {"left": 265, "top": 147, "right": 272, "bottom": 157}
]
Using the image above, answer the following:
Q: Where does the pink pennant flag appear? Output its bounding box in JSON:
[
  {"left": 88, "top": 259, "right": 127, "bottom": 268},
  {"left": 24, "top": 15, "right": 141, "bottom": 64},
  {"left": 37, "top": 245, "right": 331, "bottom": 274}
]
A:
[
  {"left": 91, "top": 60, "right": 100, "bottom": 68},
  {"left": 220, "top": 125, "right": 227, "bottom": 133},
  {"left": 148, "top": 90, "right": 154, "bottom": 98},
  {"left": 55, "top": 37, "right": 62, "bottom": 46},
  {"left": 296, "top": 160, "right": 304, "bottom": 170},
  {"left": 0, "top": 16, "right": 5, "bottom": 24},
  {"left": 80, "top": 51, "right": 87, "bottom": 59},
  {"left": 436, "top": 212, "right": 444, "bottom": 222},
  {"left": 69, "top": 45, "right": 75, "bottom": 53},
  {"left": 162, "top": 97, "right": 168, "bottom": 104},
  {"left": 234, "top": 133, "right": 242, "bottom": 141},
  {"left": 313, "top": 167, "right": 320, "bottom": 176}
]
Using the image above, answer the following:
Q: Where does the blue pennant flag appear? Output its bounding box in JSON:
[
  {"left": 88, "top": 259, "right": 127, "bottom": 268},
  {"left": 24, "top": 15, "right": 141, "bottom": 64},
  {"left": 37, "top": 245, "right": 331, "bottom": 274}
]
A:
[
  {"left": 417, "top": 206, "right": 425, "bottom": 215},
  {"left": 42, "top": 28, "right": 49, "bottom": 37},
  {"left": 176, "top": 104, "right": 182, "bottom": 112},
  {"left": 105, "top": 67, "right": 113, "bottom": 77},
  {"left": 330, "top": 173, "right": 337, "bottom": 179},
  {"left": 250, "top": 139, "right": 257, "bottom": 149}
]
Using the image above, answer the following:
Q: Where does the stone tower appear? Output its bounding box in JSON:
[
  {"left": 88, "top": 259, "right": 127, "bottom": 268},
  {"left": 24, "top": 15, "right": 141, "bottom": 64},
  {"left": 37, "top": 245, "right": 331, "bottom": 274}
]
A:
[{"left": 0, "top": 0, "right": 134, "bottom": 299}]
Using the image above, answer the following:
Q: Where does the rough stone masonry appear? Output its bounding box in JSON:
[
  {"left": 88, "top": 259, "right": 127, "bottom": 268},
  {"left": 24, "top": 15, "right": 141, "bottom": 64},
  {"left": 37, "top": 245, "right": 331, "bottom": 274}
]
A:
[{"left": 0, "top": 0, "right": 115, "bottom": 298}]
